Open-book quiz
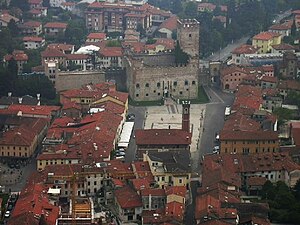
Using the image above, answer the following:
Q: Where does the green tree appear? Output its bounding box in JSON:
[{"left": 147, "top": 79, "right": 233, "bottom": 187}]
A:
[
  {"left": 294, "top": 179, "right": 300, "bottom": 201},
  {"left": 261, "top": 180, "right": 276, "bottom": 200},
  {"left": 106, "top": 40, "right": 121, "bottom": 47},
  {"left": 174, "top": 41, "right": 189, "bottom": 66},
  {"left": 10, "top": 0, "right": 29, "bottom": 11},
  {"left": 184, "top": 1, "right": 198, "bottom": 18},
  {"left": 8, "top": 19, "right": 19, "bottom": 37},
  {"left": 137, "top": 23, "right": 146, "bottom": 37},
  {"left": 291, "top": 19, "right": 297, "bottom": 36}
]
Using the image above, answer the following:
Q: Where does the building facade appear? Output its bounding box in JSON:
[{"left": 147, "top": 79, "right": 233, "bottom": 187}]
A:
[{"left": 177, "top": 19, "right": 200, "bottom": 58}]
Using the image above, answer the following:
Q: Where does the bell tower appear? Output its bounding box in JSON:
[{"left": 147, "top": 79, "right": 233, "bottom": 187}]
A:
[{"left": 182, "top": 101, "right": 190, "bottom": 132}]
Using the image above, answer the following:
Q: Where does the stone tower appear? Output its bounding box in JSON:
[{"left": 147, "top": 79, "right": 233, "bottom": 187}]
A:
[
  {"left": 177, "top": 19, "right": 200, "bottom": 58},
  {"left": 182, "top": 101, "right": 191, "bottom": 132}
]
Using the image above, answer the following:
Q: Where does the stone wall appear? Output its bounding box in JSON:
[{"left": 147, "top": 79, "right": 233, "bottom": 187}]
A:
[
  {"left": 55, "top": 70, "right": 105, "bottom": 92},
  {"left": 125, "top": 56, "right": 199, "bottom": 101},
  {"left": 177, "top": 19, "right": 200, "bottom": 58}
]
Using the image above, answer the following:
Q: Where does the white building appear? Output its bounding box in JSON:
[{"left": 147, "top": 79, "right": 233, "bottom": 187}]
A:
[{"left": 23, "top": 36, "right": 45, "bottom": 49}]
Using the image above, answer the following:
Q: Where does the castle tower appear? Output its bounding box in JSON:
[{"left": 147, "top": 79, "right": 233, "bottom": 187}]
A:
[
  {"left": 182, "top": 101, "right": 191, "bottom": 132},
  {"left": 177, "top": 19, "right": 200, "bottom": 58}
]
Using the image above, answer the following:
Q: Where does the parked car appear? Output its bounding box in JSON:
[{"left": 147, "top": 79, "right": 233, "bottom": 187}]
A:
[
  {"left": 116, "top": 151, "right": 126, "bottom": 157},
  {"left": 4, "top": 211, "right": 10, "bottom": 218},
  {"left": 127, "top": 113, "right": 135, "bottom": 121}
]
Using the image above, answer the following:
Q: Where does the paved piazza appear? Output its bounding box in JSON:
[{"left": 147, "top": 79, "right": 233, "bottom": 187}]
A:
[{"left": 144, "top": 100, "right": 206, "bottom": 154}]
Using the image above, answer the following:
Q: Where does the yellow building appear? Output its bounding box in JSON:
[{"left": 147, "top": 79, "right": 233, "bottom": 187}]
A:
[
  {"left": 143, "top": 151, "right": 191, "bottom": 189},
  {"left": 220, "top": 130, "right": 280, "bottom": 154},
  {"left": 0, "top": 128, "right": 37, "bottom": 158},
  {"left": 252, "top": 32, "right": 281, "bottom": 54}
]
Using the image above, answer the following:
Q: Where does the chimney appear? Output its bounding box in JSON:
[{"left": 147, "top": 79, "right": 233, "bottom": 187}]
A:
[
  {"left": 182, "top": 101, "right": 190, "bottom": 132},
  {"left": 18, "top": 98, "right": 22, "bottom": 104},
  {"left": 8, "top": 92, "right": 12, "bottom": 97}
]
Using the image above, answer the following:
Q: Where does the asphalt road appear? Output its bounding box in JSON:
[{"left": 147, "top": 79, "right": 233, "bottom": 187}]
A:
[
  {"left": 205, "top": 36, "right": 250, "bottom": 62},
  {"left": 184, "top": 86, "right": 234, "bottom": 225},
  {"left": 272, "top": 9, "right": 292, "bottom": 24},
  {"left": 125, "top": 105, "right": 146, "bottom": 163}
]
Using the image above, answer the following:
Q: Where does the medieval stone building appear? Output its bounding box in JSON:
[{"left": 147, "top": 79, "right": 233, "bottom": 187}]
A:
[{"left": 125, "top": 19, "right": 200, "bottom": 101}]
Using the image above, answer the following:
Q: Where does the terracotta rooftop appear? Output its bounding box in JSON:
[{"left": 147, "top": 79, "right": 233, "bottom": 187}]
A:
[
  {"left": 253, "top": 32, "right": 281, "bottom": 40},
  {"left": 41, "top": 48, "right": 66, "bottom": 58},
  {"left": 271, "top": 43, "right": 295, "bottom": 50},
  {"left": 23, "top": 36, "right": 44, "bottom": 42},
  {"left": 159, "top": 15, "right": 178, "bottom": 31},
  {"left": 247, "top": 176, "right": 267, "bottom": 186},
  {"left": 10, "top": 183, "right": 59, "bottom": 225},
  {"left": 269, "top": 20, "right": 293, "bottom": 30},
  {"left": 220, "top": 130, "right": 278, "bottom": 141},
  {"left": 44, "top": 22, "right": 67, "bottom": 29},
  {"left": 203, "top": 152, "right": 300, "bottom": 175},
  {"left": 87, "top": 32, "right": 106, "bottom": 40},
  {"left": 65, "top": 54, "right": 89, "bottom": 60},
  {"left": 114, "top": 185, "right": 142, "bottom": 209},
  {"left": 0, "top": 13, "right": 19, "bottom": 23},
  {"left": 232, "top": 44, "right": 260, "bottom": 54},
  {"left": 140, "top": 188, "right": 166, "bottom": 197},
  {"left": 47, "top": 43, "right": 74, "bottom": 52},
  {"left": 165, "top": 201, "right": 184, "bottom": 221},
  {"left": 23, "top": 21, "right": 42, "bottom": 27},
  {"left": 135, "top": 129, "right": 192, "bottom": 145},
  {"left": 99, "top": 46, "right": 123, "bottom": 57}
]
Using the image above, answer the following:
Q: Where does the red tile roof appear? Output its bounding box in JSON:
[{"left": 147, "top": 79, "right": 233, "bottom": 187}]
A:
[
  {"left": 155, "top": 38, "right": 175, "bottom": 50},
  {"left": 87, "top": 32, "right": 106, "bottom": 40},
  {"left": 159, "top": 15, "right": 178, "bottom": 31},
  {"left": 65, "top": 54, "right": 89, "bottom": 60},
  {"left": 278, "top": 80, "right": 300, "bottom": 91},
  {"left": 23, "top": 36, "right": 44, "bottom": 42},
  {"left": 233, "top": 85, "right": 263, "bottom": 111},
  {"left": 165, "top": 201, "right": 184, "bottom": 221},
  {"left": 131, "top": 178, "right": 151, "bottom": 191},
  {"left": 247, "top": 176, "right": 267, "bottom": 186},
  {"left": 269, "top": 20, "right": 293, "bottom": 30},
  {"left": 291, "top": 122, "right": 300, "bottom": 147},
  {"left": 23, "top": 20, "right": 42, "bottom": 27},
  {"left": 165, "top": 186, "right": 186, "bottom": 198},
  {"left": 114, "top": 185, "right": 142, "bottom": 209},
  {"left": 232, "top": 44, "right": 260, "bottom": 54},
  {"left": 0, "top": 13, "right": 19, "bottom": 23},
  {"left": 253, "top": 32, "right": 281, "bottom": 40},
  {"left": 99, "top": 47, "right": 123, "bottom": 57},
  {"left": 271, "top": 43, "right": 295, "bottom": 50},
  {"left": 10, "top": 183, "right": 59, "bottom": 225},
  {"left": 0, "top": 127, "right": 36, "bottom": 146},
  {"left": 135, "top": 129, "right": 192, "bottom": 145},
  {"left": 140, "top": 188, "right": 166, "bottom": 197},
  {"left": 220, "top": 130, "right": 278, "bottom": 141},
  {"left": 7, "top": 104, "right": 60, "bottom": 117},
  {"left": 222, "top": 113, "right": 261, "bottom": 132},
  {"left": 44, "top": 22, "right": 67, "bottom": 29},
  {"left": 4, "top": 50, "right": 28, "bottom": 62},
  {"left": 47, "top": 43, "right": 74, "bottom": 52},
  {"left": 260, "top": 75, "right": 277, "bottom": 83},
  {"left": 203, "top": 152, "right": 300, "bottom": 175},
  {"left": 41, "top": 49, "right": 66, "bottom": 58}
]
